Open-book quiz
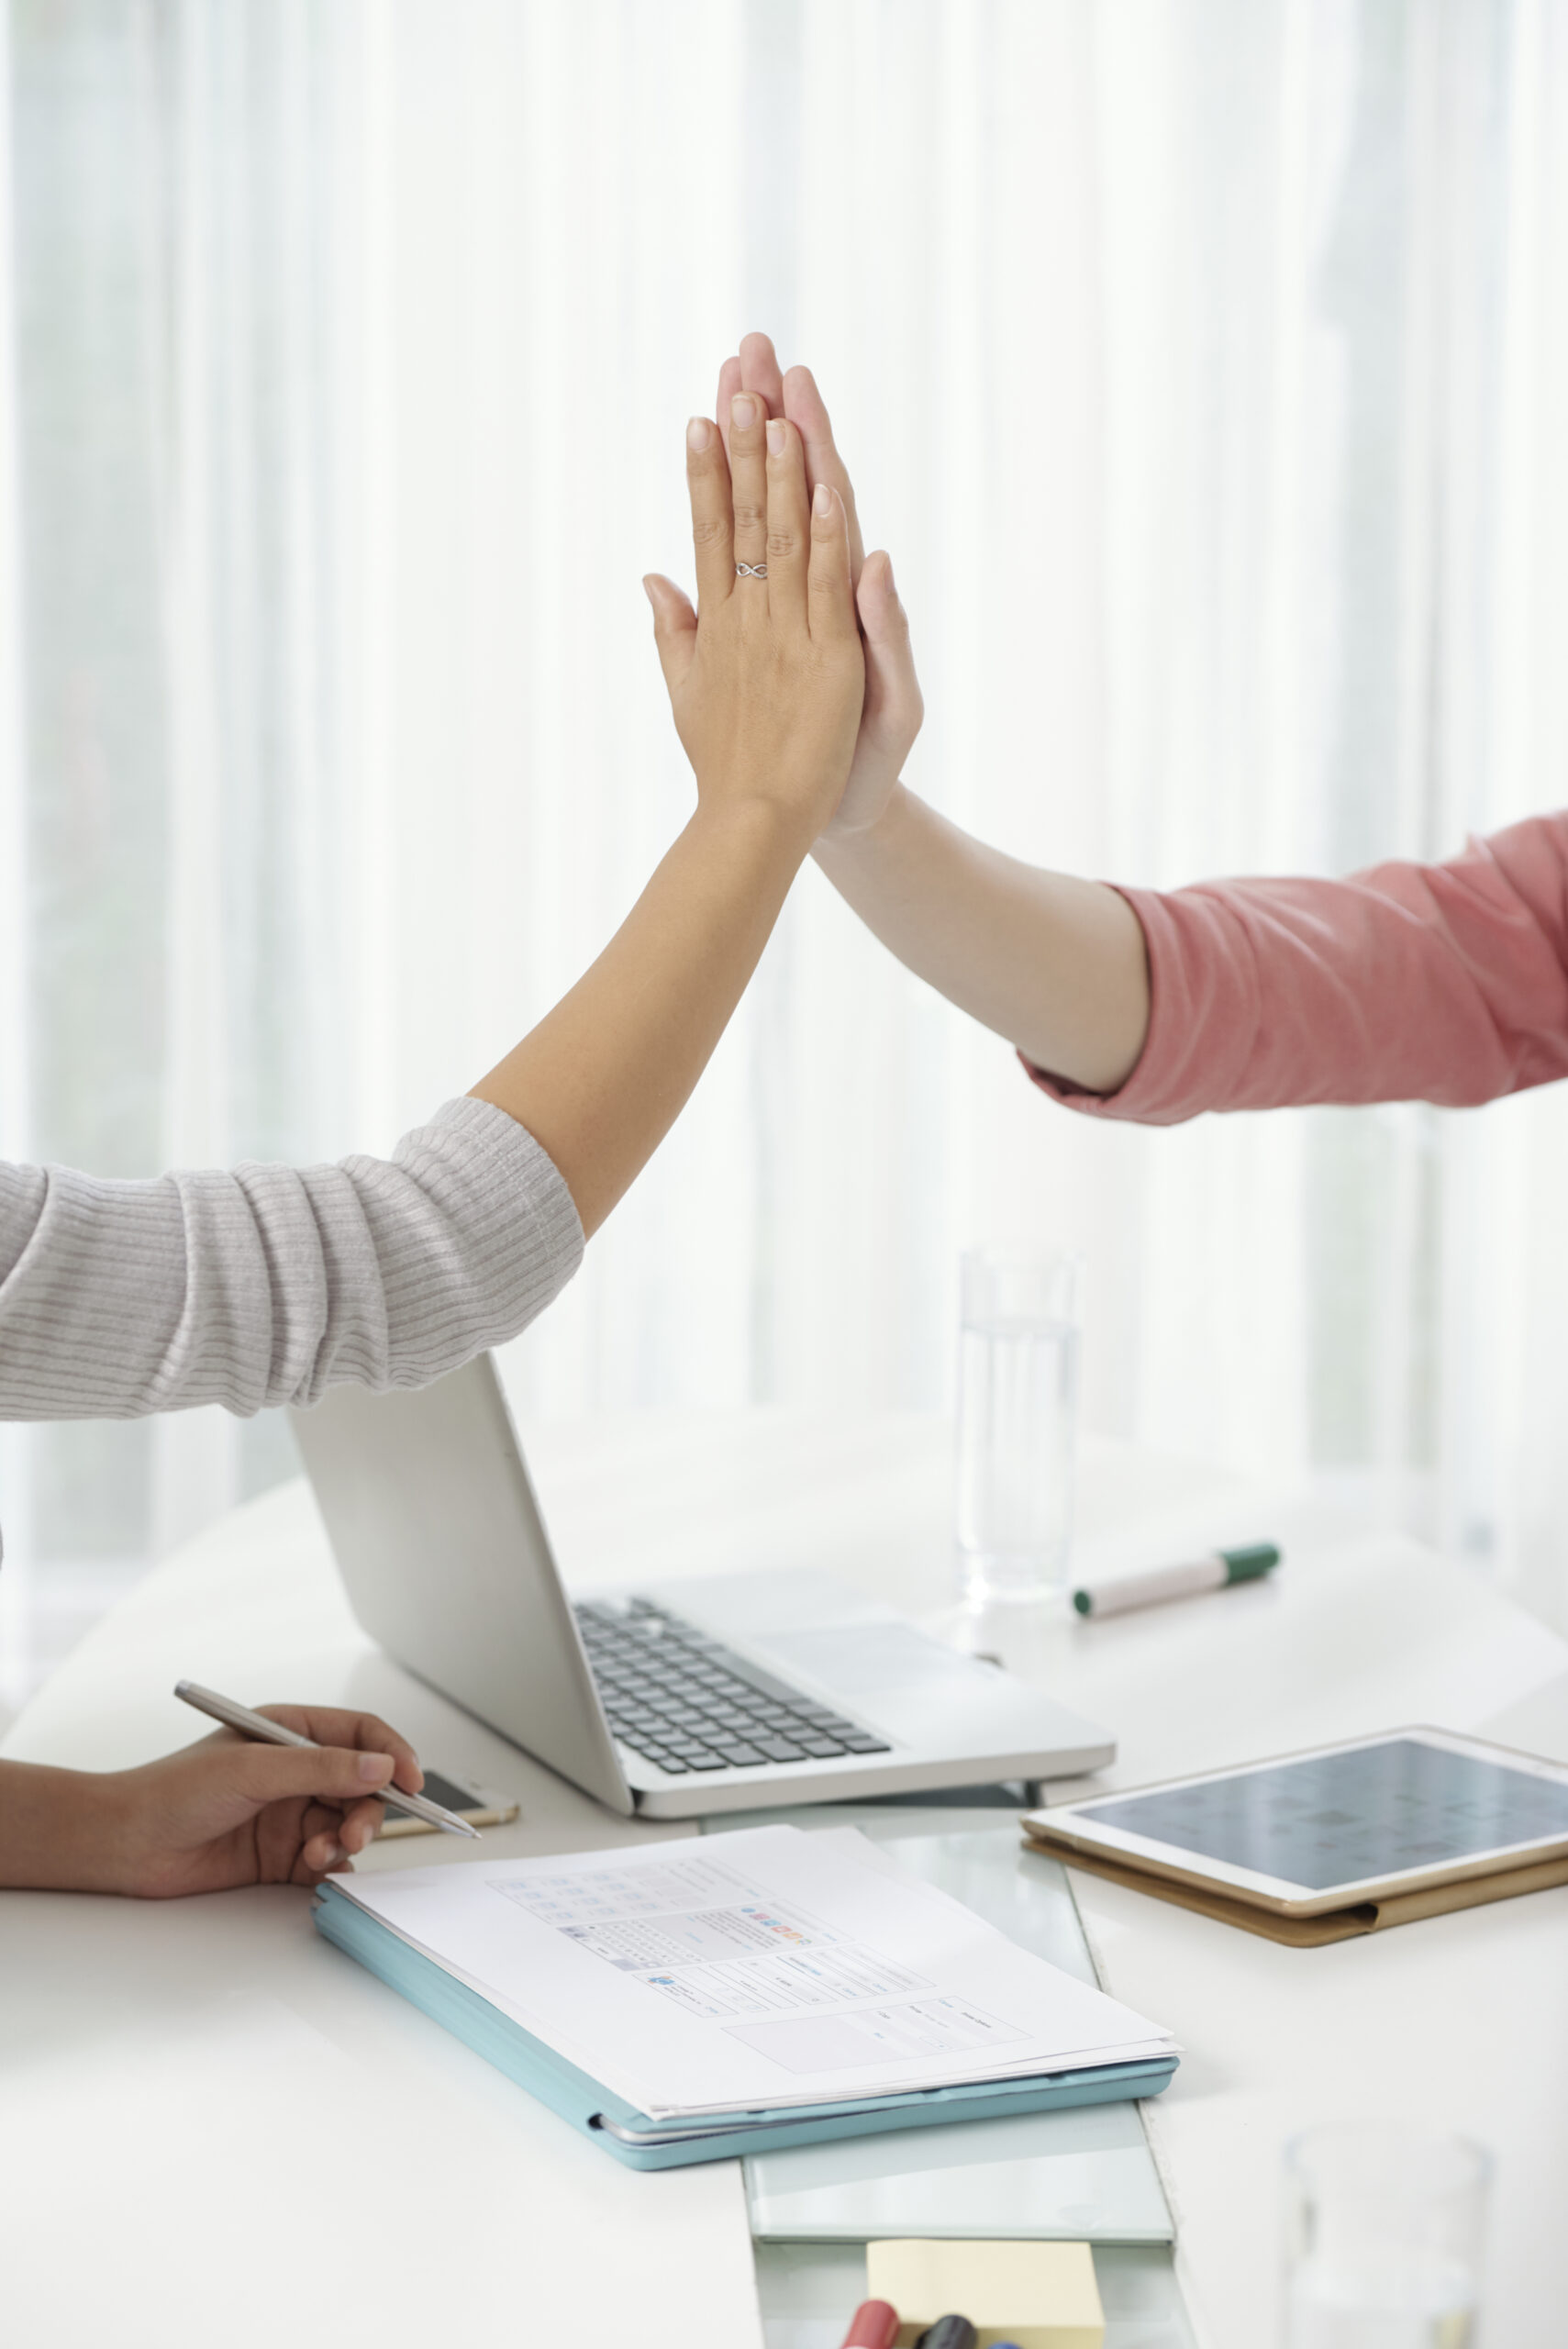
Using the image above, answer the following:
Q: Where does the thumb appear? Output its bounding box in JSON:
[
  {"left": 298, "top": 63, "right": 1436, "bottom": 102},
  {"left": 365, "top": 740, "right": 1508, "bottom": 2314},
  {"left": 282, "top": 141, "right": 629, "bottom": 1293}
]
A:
[
  {"left": 642, "top": 573, "right": 697, "bottom": 694},
  {"left": 227, "top": 1744, "right": 395, "bottom": 1812},
  {"left": 857, "top": 551, "right": 922, "bottom": 724},
  {"left": 855, "top": 550, "right": 908, "bottom": 651}
]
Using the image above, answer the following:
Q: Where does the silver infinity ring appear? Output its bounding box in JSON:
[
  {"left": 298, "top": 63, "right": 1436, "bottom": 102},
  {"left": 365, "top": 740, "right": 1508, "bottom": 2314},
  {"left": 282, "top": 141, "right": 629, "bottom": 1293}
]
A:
[{"left": 735, "top": 562, "right": 768, "bottom": 578}]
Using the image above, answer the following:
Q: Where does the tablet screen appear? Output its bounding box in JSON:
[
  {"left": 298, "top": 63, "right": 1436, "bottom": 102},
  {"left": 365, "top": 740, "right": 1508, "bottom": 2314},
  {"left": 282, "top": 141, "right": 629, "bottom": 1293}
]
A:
[{"left": 1073, "top": 1737, "right": 1568, "bottom": 1891}]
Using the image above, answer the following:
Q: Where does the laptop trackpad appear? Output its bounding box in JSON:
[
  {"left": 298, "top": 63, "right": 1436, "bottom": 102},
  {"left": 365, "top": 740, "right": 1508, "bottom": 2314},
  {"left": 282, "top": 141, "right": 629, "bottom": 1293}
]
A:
[
  {"left": 758, "top": 1623, "right": 988, "bottom": 1695},
  {"left": 752, "top": 1623, "right": 1035, "bottom": 1745}
]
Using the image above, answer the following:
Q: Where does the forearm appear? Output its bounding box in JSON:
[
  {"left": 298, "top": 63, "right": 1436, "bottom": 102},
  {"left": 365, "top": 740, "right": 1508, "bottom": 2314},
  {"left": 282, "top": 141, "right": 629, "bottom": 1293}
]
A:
[
  {"left": 814, "top": 784, "right": 1151, "bottom": 1092},
  {"left": 0, "top": 1760, "right": 121, "bottom": 1892},
  {"left": 471, "top": 798, "right": 809, "bottom": 1236}
]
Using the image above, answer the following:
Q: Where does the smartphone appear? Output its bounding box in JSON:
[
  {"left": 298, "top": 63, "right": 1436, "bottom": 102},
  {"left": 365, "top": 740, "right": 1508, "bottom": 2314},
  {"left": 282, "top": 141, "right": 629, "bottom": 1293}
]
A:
[{"left": 373, "top": 1765, "right": 520, "bottom": 1838}]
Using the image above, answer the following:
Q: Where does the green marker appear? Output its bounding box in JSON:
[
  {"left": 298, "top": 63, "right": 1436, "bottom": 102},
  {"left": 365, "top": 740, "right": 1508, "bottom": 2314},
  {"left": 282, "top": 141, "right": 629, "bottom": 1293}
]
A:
[{"left": 1073, "top": 1542, "right": 1281, "bottom": 1620}]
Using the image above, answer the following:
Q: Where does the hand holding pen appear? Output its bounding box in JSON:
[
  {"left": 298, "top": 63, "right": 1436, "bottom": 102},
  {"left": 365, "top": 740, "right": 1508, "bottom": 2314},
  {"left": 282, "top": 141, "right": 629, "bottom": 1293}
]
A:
[
  {"left": 82, "top": 1681, "right": 466, "bottom": 1902},
  {"left": 0, "top": 1687, "right": 448, "bottom": 1898},
  {"left": 173, "top": 1683, "right": 477, "bottom": 1856},
  {"left": 0, "top": 1691, "right": 439, "bottom": 1900}
]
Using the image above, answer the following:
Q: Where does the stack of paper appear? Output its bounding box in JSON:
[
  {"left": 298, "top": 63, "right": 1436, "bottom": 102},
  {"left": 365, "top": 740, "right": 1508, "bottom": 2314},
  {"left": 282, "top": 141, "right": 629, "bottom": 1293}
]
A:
[{"left": 317, "top": 1825, "right": 1176, "bottom": 2165}]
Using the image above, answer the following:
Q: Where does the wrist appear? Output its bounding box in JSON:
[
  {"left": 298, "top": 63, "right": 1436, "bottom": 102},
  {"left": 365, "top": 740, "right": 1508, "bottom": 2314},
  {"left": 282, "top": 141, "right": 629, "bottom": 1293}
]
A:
[
  {"left": 72, "top": 1771, "right": 138, "bottom": 1894},
  {"left": 814, "top": 776, "right": 910, "bottom": 865},
  {"left": 688, "top": 788, "right": 818, "bottom": 870},
  {"left": 47, "top": 1768, "right": 130, "bottom": 1894}
]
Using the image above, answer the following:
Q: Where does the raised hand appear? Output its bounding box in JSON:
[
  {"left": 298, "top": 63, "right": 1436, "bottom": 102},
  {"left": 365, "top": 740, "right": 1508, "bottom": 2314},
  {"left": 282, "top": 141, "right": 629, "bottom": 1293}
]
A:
[
  {"left": 471, "top": 397, "right": 872, "bottom": 1241},
  {"left": 716, "top": 332, "right": 924, "bottom": 840},
  {"left": 642, "top": 388, "right": 865, "bottom": 844}
]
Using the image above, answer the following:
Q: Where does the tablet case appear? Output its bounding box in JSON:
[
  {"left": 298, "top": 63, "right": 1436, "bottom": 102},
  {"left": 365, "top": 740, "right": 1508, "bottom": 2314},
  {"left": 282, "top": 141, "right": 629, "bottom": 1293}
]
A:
[
  {"left": 1021, "top": 1826, "right": 1568, "bottom": 1946},
  {"left": 313, "top": 1883, "right": 1178, "bottom": 2168}
]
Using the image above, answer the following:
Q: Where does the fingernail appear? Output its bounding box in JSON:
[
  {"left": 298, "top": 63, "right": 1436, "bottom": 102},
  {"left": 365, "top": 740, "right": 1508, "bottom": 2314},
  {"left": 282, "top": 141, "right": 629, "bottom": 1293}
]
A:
[
  {"left": 321, "top": 1842, "right": 345, "bottom": 1869},
  {"left": 815, "top": 481, "right": 833, "bottom": 518},
  {"left": 884, "top": 553, "right": 895, "bottom": 595},
  {"left": 766, "top": 418, "right": 785, "bottom": 457},
  {"left": 359, "top": 1752, "right": 395, "bottom": 1784},
  {"left": 686, "top": 416, "right": 710, "bottom": 453},
  {"left": 731, "top": 393, "right": 757, "bottom": 429}
]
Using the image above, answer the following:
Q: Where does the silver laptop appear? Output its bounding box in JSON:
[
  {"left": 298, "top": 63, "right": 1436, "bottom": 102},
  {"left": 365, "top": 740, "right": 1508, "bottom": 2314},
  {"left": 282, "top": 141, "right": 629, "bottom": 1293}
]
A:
[{"left": 289, "top": 1353, "right": 1115, "bottom": 1820}]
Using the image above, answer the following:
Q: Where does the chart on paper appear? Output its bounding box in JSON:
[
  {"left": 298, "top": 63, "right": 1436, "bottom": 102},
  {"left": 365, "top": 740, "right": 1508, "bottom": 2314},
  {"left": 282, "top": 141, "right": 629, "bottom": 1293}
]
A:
[
  {"left": 489, "top": 1849, "right": 944, "bottom": 2023},
  {"left": 333, "top": 1824, "right": 1176, "bottom": 2118}
]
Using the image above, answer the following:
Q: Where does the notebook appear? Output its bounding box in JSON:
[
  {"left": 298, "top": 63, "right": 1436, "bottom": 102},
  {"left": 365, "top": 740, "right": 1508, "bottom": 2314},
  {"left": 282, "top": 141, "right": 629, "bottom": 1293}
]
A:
[{"left": 313, "top": 1824, "right": 1179, "bottom": 2169}]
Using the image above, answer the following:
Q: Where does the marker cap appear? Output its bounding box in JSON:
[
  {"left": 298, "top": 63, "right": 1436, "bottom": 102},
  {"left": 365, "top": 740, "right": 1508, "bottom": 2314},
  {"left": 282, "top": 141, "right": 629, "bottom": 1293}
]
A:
[
  {"left": 913, "top": 2319, "right": 978, "bottom": 2349},
  {"left": 1220, "top": 1542, "right": 1281, "bottom": 1583}
]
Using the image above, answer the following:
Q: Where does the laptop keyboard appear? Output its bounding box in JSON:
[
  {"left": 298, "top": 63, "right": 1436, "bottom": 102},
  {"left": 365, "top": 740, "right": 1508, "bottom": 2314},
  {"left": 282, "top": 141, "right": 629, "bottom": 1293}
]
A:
[{"left": 573, "top": 1597, "right": 893, "bottom": 1776}]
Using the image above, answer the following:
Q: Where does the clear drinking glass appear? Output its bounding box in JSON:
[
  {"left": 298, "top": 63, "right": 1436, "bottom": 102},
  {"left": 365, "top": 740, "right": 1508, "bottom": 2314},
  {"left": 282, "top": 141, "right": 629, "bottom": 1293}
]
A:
[
  {"left": 955, "top": 1247, "right": 1082, "bottom": 1607},
  {"left": 1283, "top": 2122, "right": 1491, "bottom": 2348}
]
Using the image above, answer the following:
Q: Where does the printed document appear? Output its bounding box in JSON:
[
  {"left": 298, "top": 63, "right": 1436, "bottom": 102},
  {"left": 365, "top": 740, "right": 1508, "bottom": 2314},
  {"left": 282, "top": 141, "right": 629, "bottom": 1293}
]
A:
[{"left": 329, "top": 1824, "right": 1174, "bottom": 2119}]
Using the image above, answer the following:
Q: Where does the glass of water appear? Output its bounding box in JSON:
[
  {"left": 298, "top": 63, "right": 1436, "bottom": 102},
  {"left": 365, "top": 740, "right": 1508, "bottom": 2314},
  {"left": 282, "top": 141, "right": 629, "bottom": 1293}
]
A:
[
  {"left": 1283, "top": 2122, "right": 1490, "bottom": 2348},
  {"left": 955, "top": 1246, "right": 1082, "bottom": 1608}
]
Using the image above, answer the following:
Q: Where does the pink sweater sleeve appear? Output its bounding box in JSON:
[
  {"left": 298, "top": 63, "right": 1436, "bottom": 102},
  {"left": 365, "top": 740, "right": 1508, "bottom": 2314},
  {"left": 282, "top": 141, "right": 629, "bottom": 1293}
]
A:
[{"left": 1026, "top": 813, "right": 1568, "bottom": 1124}]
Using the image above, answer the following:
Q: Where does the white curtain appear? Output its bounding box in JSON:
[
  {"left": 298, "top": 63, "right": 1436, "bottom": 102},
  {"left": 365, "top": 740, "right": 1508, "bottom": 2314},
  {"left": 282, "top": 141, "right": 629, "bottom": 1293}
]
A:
[{"left": 5, "top": 0, "right": 1568, "bottom": 1674}]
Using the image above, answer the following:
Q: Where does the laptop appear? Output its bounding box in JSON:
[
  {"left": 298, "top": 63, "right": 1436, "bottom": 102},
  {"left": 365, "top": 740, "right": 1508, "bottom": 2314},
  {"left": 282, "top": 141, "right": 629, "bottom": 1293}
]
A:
[{"left": 289, "top": 1353, "right": 1116, "bottom": 1820}]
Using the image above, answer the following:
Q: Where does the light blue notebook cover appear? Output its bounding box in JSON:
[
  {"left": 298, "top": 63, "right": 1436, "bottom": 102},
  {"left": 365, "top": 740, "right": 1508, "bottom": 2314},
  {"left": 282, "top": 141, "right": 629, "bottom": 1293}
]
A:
[{"left": 312, "top": 1884, "right": 1177, "bottom": 2172}]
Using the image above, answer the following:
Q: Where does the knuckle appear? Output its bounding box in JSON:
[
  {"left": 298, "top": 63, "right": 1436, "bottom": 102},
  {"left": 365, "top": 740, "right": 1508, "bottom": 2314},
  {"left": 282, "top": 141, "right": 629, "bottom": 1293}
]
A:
[
  {"left": 731, "top": 495, "right": 766, "bottom": 538},
  {"left": 690, "top": 513, "right": 728, "bottom": 554},
  {"left": 766, "top": 526, "right": 799, "bottom": 563}
]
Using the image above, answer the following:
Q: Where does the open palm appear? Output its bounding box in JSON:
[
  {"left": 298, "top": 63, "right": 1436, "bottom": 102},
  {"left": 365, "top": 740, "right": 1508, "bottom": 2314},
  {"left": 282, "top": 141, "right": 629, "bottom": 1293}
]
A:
[{"left": 716, "top": 334, "right": 923, "bottom": 838}]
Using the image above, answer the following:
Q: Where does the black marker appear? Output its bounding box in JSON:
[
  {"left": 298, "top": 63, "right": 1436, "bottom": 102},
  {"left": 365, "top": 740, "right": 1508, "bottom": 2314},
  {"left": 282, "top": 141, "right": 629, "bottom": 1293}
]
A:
[{"left": 914, "top": 2319, "right": 977, "bottom": 2349}]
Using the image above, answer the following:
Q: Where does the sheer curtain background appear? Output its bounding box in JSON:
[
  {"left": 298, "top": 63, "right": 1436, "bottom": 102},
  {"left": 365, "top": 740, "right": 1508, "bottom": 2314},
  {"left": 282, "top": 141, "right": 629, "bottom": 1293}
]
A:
[{"left": 3, "top": 0, "right": 1568, "bottom": 1711}]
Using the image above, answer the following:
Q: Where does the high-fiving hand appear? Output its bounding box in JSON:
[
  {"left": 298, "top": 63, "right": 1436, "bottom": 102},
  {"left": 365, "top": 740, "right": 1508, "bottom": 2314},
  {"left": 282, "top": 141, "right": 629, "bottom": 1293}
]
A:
[
  {"left": 715, "top": 333, "right": 925, "bottom": 840},
  {"left": 473, "top": 383, "right": 875, "bottom": 1241},
  {"left": 641, "top": 386, "right": 865, "bottom": 846}
]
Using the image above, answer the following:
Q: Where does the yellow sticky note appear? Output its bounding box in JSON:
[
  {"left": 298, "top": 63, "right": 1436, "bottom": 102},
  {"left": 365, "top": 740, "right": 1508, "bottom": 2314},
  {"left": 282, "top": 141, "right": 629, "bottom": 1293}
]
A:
[{"left": 864, "top": 2238, "right": 1105, "bottom": 2349}]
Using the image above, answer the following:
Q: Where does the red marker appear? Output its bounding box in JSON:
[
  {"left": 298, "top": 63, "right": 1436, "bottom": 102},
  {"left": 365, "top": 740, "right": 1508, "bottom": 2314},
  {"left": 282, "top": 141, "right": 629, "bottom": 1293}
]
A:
[{"left": 840, "top": 2302, "right": 899, "bottom": 2349}]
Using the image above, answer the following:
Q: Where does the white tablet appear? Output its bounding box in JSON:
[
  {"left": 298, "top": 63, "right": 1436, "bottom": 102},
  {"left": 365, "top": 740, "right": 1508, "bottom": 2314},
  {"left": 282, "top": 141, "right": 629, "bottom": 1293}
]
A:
[{"left": 1027, "top": 1726, "right": 1568, "bottom": 1916}]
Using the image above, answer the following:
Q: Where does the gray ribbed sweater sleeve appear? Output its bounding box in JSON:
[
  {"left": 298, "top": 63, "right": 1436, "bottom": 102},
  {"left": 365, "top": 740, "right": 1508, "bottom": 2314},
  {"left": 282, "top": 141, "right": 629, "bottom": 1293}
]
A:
[{"left": 0, "top": 1097, "right": 584, "bottom": 1420}]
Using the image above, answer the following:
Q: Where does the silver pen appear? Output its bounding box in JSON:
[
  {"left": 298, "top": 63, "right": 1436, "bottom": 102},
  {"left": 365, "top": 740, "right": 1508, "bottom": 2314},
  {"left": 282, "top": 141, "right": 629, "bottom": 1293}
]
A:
[{"left": 174, "top": 1680, "right": 481, "bottom": 1839}]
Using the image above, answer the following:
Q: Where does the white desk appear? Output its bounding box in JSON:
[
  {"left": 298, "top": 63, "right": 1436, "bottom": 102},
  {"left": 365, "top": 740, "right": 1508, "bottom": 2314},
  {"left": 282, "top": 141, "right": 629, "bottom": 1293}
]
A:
[{"left": 4, "top": 1406, "right": 1566, "bottom": 2349}]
